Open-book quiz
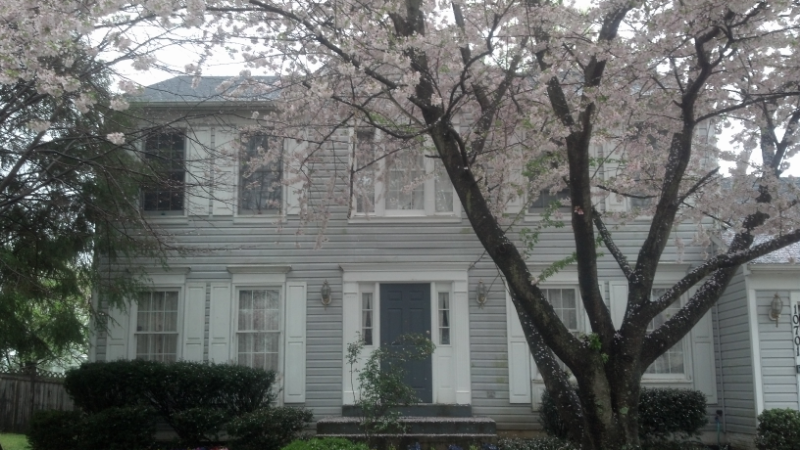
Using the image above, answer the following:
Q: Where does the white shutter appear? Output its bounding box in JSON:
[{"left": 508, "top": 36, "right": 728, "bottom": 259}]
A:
[
  {"left": 186, "top": 128, "right": 210, "bottom": 216},
  {"left": 609, "top": 281, "right": 628, "bottom": 329},
  {"left": 212, "top": 128, "right": 238, "bottom": 216},
  {"left": 105, "top": 302, "right": 130, "bottom": 361},
  {"left": 506, "top": 291, "right": 532, "bottom": 403},
  {"left": 603, "top": 147, "right": 627, "bottom": 212},
  {"left": 342, "top": 282, "right": 361, "bottom": 405},
  {"left": 283, "top": 282, "right": 307, "bottom": 403},
  {"left": 183, "top": 283, "right": 206, "bottom": 362},
  {"left": 691, "top": 308, "right": 718, "bottom": 403},
  {"left": 285, "top": 138, "right": 307, "bottom": 215},
  {"left": 209, "top": 283, "right": 232, "bottom": 363}
]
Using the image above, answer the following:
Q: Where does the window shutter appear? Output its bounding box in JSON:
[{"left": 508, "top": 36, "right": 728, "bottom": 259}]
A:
[
  {"left": 506, "top": 291, "right": 532, "bottom": 403},
  {"left": 186, "top": 128, "right": 210, "bottom": 215},
  {"left": 285, "top": 138, "right": 307, "bottom": 215},
  {"left": 609, "top": 281, "right": 628, "bottom": 329},
  {"left": 209, "top": 283, "right": 232, "bottom": 363},
  {"left": 283, "top": 281, "right": 307, "bottom": 403},
  {"left": 212, "top": 128, "right": 238, "bottom": 216},
  {"left": 603, "top": 145, "right": 627, "bottom": 212},
  {"left": 183, "top": 283, "right": 206, "bottom": 361},
  {"left": 504, "top": 167, "right": 525, "bottom": 216},
  {"left": 342, "top": 282, "right": 361, "bottom": 405},
  {"left": 105, "top": 302, "right": 129, "bottom": 361},
  {"left": 691, "top": 308, "right": 718, "bottom": 403}
]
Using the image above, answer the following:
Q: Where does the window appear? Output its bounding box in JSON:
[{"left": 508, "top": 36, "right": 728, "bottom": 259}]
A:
[
  {"left": 237, "top": 289, "right": 281, "bottom": 372},
  {"left": 528, "top": 188, "right": 570, "bottom": 214},
  {"left": 352, "top": 129, "right": 458, "bottom": 218},
  {"left": 645, "top": 288, "right": 684, "bottom": 375},
  {"left": 142, "top": 131, "right": 185, "bottom": 212},
  {"left": 362, "top": 292, "right": 374, "bottom": 345},
  {"left": 438, "top": 292, "right": 451, "bottom": 345},
  {"left": 542, "top": 288, "right": 579, "bottom": 331},
  {"left": 135, "top": 291, "right": 179, "bottom": 362},
  {"left": 239, "top": 135, "right": 282, "bottom": 215}
]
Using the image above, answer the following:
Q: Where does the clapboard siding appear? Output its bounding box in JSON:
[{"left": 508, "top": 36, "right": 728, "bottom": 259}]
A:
[
  {"left": 756, "top": 290, "right": 799, "bottom": 411},
  {"left": 716, "top": 269, "right": 756, "bottom": 435},
  {"left": 93, "top": 112, "right": 719, "bottom": 430}
]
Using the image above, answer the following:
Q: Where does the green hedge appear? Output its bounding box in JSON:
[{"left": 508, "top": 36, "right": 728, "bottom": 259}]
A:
[
  {"left": 78, "top": 406, "right": 156, "bottom": 450},
  {"left": 539, "top": 388, "right": 707, "bottom": 439},
  {"left": 281, "top": 438, "right": 370, "bottom": 450},
  {"left": 64, "top": 360, "right": 278, "bottom": 444},
  {"left": 228, "top": 407, "right": 313, "bottom": 450},
  {"left": 27, "top": 410, "right": 83, "bottom": 450},
  {"left": 755, "top": 408, "right": 800, "bottom": 450}
]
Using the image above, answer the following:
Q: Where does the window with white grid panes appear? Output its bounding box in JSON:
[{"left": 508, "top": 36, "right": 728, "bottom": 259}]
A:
[
  {"left": 362, "top": 292, "right": 374, "bottom": 345},
  {"left": 239, "top": 135, "right": 282, "bottom": 215},
  {"left": 438, "top": 292, "right": 451, "bottom": 345},
  {"left": 542, "top": 288, "right": 579, "bottom": 331},
  {"left": 237, "top": 289, "right": 281, "bottom": 372},
  {"left": 645, "top": 288, "right": 685, "bottom": 375},
  {"left": 135, "top": 291, "right": 179, "bottom": 362},
  {"left": 351, "top": 130, "right": 458, "bottom": 217}
]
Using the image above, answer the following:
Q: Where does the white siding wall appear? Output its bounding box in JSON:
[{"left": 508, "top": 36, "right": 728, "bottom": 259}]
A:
[{"left": 756, "top": 290, "right": 800, "bottom": 410}]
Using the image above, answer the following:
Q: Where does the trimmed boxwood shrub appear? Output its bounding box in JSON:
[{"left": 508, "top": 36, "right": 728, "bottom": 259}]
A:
[
  {"left": 638, "top": 388, "right": 707, "bottom": 437},
  {"left": 281, "top": 438, "right": 370, "bottom": 450},
  {"left": 65, "top": 359, "right": 278, "bottom": 445},
  {"left": 227, "top": 406, "right": 313, "bottom": 450},
  {"left": 755, "top": 408, "right": 800, "bottom": 450},
  {"left": 539, "top": 388, "right": 707, "bottom": 439},
  {"left": 79, "top": 406, "right": 157, "bottom": 450},
  {"left": 27, "top": 410, "right": 83, "bottom": 450},
  {"left": 498, "top": 437, "right": 578, "bottom": 450}
]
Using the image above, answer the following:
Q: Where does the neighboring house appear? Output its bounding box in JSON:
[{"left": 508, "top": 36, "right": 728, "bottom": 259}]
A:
[{"left": 89, "top": 76, "right": 798, "bottom": 445}]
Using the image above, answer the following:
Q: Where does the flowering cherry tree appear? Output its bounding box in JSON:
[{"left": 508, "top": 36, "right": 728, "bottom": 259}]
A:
[
  {"left": 6, "top": 0, "right": 800, "bottom": 448},
  {"left": 148, "top": 0, "right": 800, "bottom": 448}
]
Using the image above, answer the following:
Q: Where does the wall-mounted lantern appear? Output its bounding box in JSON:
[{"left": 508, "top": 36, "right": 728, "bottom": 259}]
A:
[
  {"left": 769, "top": 292, "right": 784, "bottom": 327},
  {"left": 321, "top": 280, "right": 332, "bottom": 306},
  {"left": 476, "top": 280, "right": 488, "bottom": 308}
]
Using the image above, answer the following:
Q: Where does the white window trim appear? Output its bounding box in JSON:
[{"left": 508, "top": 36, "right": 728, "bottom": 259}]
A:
[
  {"left": 349, "top": 132, "right": 462, "bottom": 223},
  {"left": 125, "top": 269, "right": 190, "bottom": 361},
  {"left": 340, "top": 263, "right": 471, "bottom": 405},
  {"left": 232, "top": 134, "right": 287, "bottom": 224}
]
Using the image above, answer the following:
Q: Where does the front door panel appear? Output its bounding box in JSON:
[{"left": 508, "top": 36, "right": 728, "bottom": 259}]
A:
[{"left": 380, "top": 283, "right": 433, "bottom": 403}]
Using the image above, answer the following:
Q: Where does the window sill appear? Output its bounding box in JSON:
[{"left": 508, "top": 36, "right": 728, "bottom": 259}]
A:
[
  {"left": 348, "top": 215, "right": 462, "bottom": 224},
  {"left": 142, "top": 214, "right": 189, "bottom": 225},
  {"left": 233, "top": 214, "right": 283, "bottom": 224}
]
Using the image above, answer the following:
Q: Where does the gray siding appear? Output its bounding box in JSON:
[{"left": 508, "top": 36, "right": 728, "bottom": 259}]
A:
[
  {"left": 91, "top": 114, "right": 720, "bottom": 430},
  {"left": 717, "top": 269, "right": 756, "bottom": 435},
  {"left": 756, "top": 290, "right": 800, "bottom": 410}
]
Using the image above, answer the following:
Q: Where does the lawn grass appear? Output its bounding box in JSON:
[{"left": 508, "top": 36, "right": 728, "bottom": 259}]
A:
[{"left": 0, "top": 433, "right": 30, "bottom": 450}]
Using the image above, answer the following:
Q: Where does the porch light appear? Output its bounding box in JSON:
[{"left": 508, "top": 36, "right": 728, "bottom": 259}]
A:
[
  {"left": 321, "top": 280, "right": 332, "bottom": 306},
  {"left": 769, "top": 293, "right": 784, "bottom": 327},
  {"left": 476, "top": 280, "right": 488, "bottom": 307}
]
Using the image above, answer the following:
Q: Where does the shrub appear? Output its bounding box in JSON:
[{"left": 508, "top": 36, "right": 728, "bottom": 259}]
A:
[
  {"left": 79, "top": 406, "right": 156, "bottom": 450},
  {"left": 227, "top": 406, "right": 313, "bottom": 450},
  {"left": 538, "top": 391, "right": 570, "bottom": 440},
  {"left": 170, "top": 407, "right": 231, "bottom": 446},
  {"left": 755, "top": 408, "right": 800, "bottom": 450},
  {"left": 539, "top": 388, "right": 707, "bottom": 439},
  {"left": 498, "top": 437, "right": 578, "bottom": 450},
  {"left": 65, "top": 360, "right": 277, "bottom": 416},
  {"left": 281, "top": 438, "right": 370, "bottom": 450},
  {"left": 638, "top": 388, "right": 707, "bottom": 437},
  {"left": 27, "top": 410, "right": 83, "bottom": 450}
]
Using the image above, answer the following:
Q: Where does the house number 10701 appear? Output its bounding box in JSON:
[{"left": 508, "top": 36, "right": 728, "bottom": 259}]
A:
[{"left": 794, "top": 303, "right": 800, "bottom": 375}]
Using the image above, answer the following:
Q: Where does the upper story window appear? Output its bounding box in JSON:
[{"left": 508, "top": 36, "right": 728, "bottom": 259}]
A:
[
  {"left": 645, "top": 288, "right": 685, "bottom": 375},
  {"left": 239, "top": 135, "right": 283, "bottom": 215},
  {"left": 528, "top": 188, "right": 570, "bottom": 215},
  {"left": 142, "top": 131, "right": 185, "bottom": 213},
  {"left": 353, "top": 129, "right": 458, "bottom": 219}
]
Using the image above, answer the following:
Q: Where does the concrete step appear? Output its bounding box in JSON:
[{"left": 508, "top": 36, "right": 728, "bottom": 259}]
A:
[
  {"left": 341, "top": 404, "right": 473, "bottom": 418},
  {"left": 316, "top": 416, "right": 497, "bottom": 435}
]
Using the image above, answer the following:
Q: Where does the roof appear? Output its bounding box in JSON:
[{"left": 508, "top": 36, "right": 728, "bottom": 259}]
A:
[
  {"left": 132, "top": 75, "right": 280, "bottom": 104},
  {"left": 721, "top": 231, "right": 800, "bottom": 264}
]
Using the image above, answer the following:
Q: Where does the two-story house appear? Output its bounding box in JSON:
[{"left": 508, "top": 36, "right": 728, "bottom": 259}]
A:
[{"left": 89, "top": 76, "right": 800, "bottom": 447}]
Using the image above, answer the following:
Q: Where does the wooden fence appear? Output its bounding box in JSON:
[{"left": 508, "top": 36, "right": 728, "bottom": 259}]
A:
[{"left": 0, "top": 369, "right": 74, "bottom": 433}]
